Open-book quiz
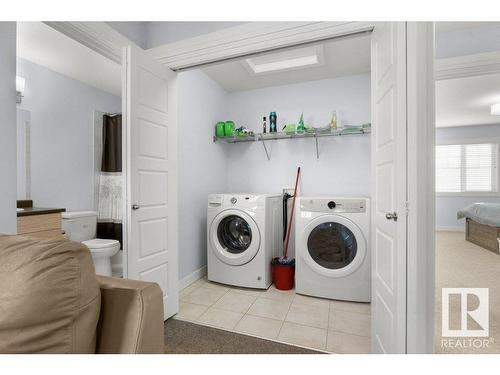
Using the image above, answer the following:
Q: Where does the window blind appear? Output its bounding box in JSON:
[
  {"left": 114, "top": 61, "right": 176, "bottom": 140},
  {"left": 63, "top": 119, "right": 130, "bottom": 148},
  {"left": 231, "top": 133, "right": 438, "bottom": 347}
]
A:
[{"left": 436, "top": 143, "right": 498, "bottom": 193}]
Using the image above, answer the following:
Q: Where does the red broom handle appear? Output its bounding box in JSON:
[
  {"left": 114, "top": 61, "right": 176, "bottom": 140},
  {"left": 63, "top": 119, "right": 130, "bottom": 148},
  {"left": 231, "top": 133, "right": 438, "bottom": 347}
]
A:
[{"left": 283, "top": 167, "right": 300, "bottom": 259}]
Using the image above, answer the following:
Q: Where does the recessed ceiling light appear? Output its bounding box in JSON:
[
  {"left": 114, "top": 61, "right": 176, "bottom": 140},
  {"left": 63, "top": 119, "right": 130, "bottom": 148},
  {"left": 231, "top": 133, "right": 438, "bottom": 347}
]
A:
[
  {"left": 491, "top": 103, "right": 500, "bottom": 115},
  {"left": 242, "top": 45, "right": 324, "bottom": 75}
]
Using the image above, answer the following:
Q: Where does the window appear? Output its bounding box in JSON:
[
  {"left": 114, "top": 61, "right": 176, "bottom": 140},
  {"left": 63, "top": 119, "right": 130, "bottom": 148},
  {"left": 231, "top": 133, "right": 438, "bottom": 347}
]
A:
[{"left": 436, "top": 143, "right": 498, "bottom": 193}]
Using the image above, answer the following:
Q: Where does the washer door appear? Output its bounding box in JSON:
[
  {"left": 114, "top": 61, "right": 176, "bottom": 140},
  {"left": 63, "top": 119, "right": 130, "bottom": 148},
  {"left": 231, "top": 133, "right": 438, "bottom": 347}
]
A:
[
  {"left": 299, "top": 214, "right": 366, "bottom": 278},
  {"left": 210, "top": 209, "right": 261, "bottom": 266}
]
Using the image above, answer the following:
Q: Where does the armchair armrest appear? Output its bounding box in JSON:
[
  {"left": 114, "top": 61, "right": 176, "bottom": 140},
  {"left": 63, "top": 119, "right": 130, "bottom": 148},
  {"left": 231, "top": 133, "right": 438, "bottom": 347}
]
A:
[{"left": 95, "top": 275, "right": 164, "bottom": 354}]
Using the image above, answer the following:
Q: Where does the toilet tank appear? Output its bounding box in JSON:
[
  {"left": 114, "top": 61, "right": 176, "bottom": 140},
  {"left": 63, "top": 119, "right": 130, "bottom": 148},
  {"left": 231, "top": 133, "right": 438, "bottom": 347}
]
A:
[{"left": 61, "top": 211, "right": 98, "bottom": 242}]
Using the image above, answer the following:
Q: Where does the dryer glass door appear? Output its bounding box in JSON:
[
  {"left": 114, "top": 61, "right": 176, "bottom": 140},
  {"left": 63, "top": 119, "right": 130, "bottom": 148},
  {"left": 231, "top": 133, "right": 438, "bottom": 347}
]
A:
[
  {"left": 307, "top": 222, "right": 357, "bottom": 269},
  {"left": 300, "top": 214, "right": 366, "bottom": 278}
]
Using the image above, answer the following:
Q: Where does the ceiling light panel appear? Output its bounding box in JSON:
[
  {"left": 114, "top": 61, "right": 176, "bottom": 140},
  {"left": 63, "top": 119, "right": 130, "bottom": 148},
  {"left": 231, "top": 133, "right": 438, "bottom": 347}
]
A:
[{"left": 242, "top": 45, "right": 324, "bottom": 75}]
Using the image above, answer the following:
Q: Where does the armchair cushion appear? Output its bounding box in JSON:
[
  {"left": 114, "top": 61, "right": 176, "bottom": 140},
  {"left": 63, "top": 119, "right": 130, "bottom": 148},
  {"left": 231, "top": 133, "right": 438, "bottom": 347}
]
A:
[
  {"left": 0, "top": 236, "right": 100, "bottom": 353},
  {"left": 95, "top": 275, "right": 164, "bottom": 354}
]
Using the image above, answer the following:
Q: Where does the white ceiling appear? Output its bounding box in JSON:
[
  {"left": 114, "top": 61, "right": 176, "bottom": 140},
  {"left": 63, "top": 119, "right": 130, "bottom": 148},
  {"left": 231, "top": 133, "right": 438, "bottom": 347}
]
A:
[
  {"left": 17, "top": 22, "right": 121, "bottom": 96},
  {"left": 201, "top": 34, "right": 371, "bottom": 92},
  {"left": 436, "top": 74, "right": 500, "bottom": 127}
]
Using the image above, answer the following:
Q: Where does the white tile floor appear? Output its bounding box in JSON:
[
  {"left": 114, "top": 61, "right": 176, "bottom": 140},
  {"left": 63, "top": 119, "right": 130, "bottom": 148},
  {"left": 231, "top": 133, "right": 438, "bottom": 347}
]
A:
[{"left": 175, "top": 277, "right": 371, "bottom": 353}]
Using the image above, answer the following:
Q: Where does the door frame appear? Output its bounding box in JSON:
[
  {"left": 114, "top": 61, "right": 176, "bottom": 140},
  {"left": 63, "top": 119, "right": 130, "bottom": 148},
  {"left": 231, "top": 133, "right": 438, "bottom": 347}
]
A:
[
  {"left": 405, "top": 22, "right": 436, "bottom": 353},
  {"left": 46, "top": 21, "right": 377, "bottom": 69},
  {"left": 45, "top": 20, "right": 492, "bottom": 76},
  {"left": 46, "top": 20, "right": 436, "bottom": 353}
]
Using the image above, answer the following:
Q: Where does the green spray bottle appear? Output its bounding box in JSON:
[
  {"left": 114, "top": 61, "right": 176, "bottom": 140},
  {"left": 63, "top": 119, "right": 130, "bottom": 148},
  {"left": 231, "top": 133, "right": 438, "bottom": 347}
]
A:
[{"left": 297, "top": 112, "right": 306, "bottom": 133}]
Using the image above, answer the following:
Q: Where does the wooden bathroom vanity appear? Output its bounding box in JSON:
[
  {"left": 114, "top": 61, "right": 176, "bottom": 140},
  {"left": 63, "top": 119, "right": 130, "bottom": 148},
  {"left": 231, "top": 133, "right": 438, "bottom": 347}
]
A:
[{"left": 17, "top": 200, "right": 65, "bottom": 239}]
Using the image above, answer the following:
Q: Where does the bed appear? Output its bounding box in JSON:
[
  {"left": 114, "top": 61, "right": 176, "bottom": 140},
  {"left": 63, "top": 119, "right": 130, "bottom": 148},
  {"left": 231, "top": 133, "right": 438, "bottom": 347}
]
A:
[{"left": 457, "top": 203, "right": 500, "bottom": 254}]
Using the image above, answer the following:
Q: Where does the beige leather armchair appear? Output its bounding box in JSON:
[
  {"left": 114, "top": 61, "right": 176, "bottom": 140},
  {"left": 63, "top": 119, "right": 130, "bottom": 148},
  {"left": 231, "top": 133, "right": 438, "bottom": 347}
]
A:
[{"left": 0, "top": 235, "right": 164, "bottom": 354}]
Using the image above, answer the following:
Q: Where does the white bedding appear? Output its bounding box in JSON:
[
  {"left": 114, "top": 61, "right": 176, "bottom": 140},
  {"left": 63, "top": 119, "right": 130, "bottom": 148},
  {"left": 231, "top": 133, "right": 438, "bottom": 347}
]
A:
[{"left": 457, "top": 203, "right": 500, "bottom": 227}]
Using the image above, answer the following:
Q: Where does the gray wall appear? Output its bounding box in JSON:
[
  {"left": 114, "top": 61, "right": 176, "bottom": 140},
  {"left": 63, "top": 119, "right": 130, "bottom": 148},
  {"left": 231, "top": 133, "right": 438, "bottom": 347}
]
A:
[
  {"left": 16, "top": 58, "right": 121, "bottom": 212},
  {"left": 0, "top": 22, "right": 17, "bottom": 234},
  {"left": 107, "top": 21, "right": 248, "bottom": 49},
  {"left": 146, "top": 22, "right": 247, "bottom": 49},
  {"left": 436, "top": 124, "right": 500, "bottom": 230},
  {"left": 106, "top": 22, "right": 148, "bottom": 49},
  {"left": 177, "top": 70, "right": 228, "bottom": 280},
  {"left": 176, "top": 72, "right": 371, "bottom": 279},
  {"left": 436, "top": 24, "right": 500, "bottom": 59},
  {"left": 225, "top": 74, "right": 371, "bottom": 197}
]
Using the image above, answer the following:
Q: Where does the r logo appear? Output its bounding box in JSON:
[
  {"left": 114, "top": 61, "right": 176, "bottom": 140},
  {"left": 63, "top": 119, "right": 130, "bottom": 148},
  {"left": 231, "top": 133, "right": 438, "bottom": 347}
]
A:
[{"left": 442, "top": 288, "right": 489, "bottom": 337}]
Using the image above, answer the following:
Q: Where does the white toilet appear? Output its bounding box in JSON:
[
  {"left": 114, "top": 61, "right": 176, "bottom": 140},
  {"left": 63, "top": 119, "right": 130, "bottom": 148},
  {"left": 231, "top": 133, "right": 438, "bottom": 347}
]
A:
[{"left": 61, "top": 211, "right": 120, "bottom": 276}]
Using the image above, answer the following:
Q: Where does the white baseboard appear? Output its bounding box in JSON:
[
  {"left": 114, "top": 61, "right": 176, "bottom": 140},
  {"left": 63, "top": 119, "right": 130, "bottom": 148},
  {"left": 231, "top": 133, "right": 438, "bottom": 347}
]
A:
[
  {"left": 436, "top": 226, "right": 465, "bottom": 232},
  {"left": 111, "top": 263, "right": 123, "bottom": 277},
  {"left": 179, "top": 265, "right": 207, "bottom": 291}
]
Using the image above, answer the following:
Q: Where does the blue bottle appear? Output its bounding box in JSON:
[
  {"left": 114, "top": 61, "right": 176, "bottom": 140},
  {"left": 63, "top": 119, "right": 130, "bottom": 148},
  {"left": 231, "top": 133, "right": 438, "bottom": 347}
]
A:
[{"left": 269, "top": 112, "right": 277, "bottom": 133}]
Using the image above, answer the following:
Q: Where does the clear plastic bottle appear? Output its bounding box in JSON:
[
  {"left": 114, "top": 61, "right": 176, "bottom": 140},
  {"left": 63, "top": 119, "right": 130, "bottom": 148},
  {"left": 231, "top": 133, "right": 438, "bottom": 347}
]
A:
[{"left": 330, "top": 110, "right": 338, "bottom": 131}]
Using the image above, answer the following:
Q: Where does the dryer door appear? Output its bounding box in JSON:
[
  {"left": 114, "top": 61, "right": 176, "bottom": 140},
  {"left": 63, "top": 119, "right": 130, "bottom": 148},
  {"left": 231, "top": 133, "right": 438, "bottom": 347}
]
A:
[
  {"left": 210, "top": 209, "right": 261, "bottom": 266},
  {"left": 299, "top": 214, "right": 367, "bottom": 278}
]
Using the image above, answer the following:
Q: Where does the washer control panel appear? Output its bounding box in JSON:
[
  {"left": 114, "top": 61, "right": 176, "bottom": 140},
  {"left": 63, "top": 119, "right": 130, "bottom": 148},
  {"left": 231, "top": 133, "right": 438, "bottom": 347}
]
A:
[{"left": 300, "top": 198, "right": 367, "bottom": 213}]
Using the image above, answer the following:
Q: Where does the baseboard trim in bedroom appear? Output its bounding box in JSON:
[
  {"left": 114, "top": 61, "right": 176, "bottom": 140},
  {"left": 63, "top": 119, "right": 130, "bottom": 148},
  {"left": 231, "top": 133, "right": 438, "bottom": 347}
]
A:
[
  {"left": 179, "top": 265, "right": 207, "bottom": 291},
  {"left": 436, "top": 226, "right": 465, "bottom": 232}
]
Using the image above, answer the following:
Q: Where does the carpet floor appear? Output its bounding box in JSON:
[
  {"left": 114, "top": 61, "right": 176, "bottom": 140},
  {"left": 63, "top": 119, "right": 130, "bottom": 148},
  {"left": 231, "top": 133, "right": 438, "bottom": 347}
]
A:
[
  {"left": 435, "top": 231, "right": 500, "bottom": 354},
  {"left": 164, "top": 319, "right": 322, "bottom": 354}
]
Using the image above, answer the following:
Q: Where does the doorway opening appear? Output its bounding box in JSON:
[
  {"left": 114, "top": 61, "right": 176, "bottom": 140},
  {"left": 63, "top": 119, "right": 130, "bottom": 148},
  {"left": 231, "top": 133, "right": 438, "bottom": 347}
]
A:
[
  {"left": 174, "top": 32, "right": 373, "bottom": 353},
  {"left": 15, "top": 21, "right": 124, "bottom": 276},
  {"left": 434, "top": 22, "right": 500, "bottom": 354}
]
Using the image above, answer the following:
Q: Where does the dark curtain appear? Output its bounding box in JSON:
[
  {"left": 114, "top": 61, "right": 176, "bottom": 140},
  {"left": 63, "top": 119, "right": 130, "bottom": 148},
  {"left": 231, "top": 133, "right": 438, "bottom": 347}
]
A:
[
  {"left": 97, "top": 114, "right": 123, "bottom": 247},
  {"left": 101, "top": 115, "right": 122, "bottom": 172}
]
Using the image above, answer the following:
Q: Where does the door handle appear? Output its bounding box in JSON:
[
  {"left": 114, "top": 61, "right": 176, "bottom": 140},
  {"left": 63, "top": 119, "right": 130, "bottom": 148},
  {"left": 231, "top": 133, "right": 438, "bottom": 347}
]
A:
[
  {"left": 385, "top": 212, "right": 398, "bottom": 221},
  {"left": 132, "top": 204, "right": 140, "bottom": 210}
]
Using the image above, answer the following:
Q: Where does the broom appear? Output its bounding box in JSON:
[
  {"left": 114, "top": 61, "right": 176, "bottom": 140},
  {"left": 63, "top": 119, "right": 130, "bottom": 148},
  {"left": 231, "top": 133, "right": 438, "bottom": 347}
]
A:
[{"left": 278, "top": 166, "right": 300, "bottom": 265}]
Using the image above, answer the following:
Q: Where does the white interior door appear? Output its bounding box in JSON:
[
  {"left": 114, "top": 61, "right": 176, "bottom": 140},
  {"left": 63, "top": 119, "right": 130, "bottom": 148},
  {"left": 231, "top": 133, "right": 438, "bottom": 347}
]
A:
[
  {"left": 123, "top": 45, "right": 178, "bottom": 320},
  {"left": 371, "top": 22, "right": 408, "bottom": 353}
]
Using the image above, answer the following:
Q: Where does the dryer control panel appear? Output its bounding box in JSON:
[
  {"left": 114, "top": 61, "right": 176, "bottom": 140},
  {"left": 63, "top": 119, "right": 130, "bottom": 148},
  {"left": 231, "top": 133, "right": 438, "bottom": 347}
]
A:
[{"left": 300, "top": 198, "right": 367, "bottom": 213}]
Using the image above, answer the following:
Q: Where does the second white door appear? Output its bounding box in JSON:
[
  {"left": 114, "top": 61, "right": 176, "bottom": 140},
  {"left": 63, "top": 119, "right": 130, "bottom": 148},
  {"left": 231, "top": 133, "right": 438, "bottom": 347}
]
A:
[
  {"left": 123, "top": 44, "right": 179, "bottom": 320},
  {"left": 371, "top": 22, "right": 408, "bottom": 353}
]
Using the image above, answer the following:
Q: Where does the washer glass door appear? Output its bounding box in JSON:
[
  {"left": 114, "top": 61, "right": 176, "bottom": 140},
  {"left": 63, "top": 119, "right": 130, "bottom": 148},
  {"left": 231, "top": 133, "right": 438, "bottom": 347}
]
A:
[
  {"left": 217, "top": 215, "right": 252, "bottom": 254},
  {"left": 300, "top": 214, "right": 366, "bottom": 278},
  {"left": 210, "top": 209, "right": 261, "bottom": 266}
]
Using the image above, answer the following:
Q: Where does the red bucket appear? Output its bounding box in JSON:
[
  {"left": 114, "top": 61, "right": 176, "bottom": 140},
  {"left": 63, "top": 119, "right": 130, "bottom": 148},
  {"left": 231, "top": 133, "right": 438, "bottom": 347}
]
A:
[{"left": 272, "top": 258, "right": 295, "bottom": 290}]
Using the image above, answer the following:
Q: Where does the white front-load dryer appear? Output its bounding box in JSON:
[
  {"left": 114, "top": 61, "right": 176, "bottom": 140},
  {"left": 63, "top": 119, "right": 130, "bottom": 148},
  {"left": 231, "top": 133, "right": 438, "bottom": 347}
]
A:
[
  {"left": 207, "top": 193, "right": 282, "bottom": 289},
  {"left": 295, "top": 197, "right": 371, "bottom": 302}
]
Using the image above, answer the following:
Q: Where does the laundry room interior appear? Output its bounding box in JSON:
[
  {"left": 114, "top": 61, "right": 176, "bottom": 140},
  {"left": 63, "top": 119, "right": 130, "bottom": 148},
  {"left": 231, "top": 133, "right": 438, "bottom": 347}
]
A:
[{"left": 176, "top": 33, "right": 372, "bottom": 352}]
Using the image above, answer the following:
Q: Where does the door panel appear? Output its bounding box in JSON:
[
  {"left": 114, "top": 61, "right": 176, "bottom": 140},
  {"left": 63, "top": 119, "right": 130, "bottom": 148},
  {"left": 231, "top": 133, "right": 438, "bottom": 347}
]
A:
[
  {"left": 139, "top": 218, "right": 168, "bottom": 257},
  {"left": 139, "top": 119, "right": 168, "bottom": 159},
  {"left": 138, "top": 171, "right": 168, "bottom": 206},
  {"left": 124, "top": 44, "right": 178, "bottom": 320},
  {"left": 371, "top": 22, "right": 407, "bottom": 353}
]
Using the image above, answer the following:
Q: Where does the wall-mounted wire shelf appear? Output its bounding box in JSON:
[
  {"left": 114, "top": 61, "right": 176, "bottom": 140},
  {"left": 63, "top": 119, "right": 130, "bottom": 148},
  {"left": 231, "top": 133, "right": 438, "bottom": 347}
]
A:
[{"left": 213, "top": 127, "right": 371, "bottom": 160}]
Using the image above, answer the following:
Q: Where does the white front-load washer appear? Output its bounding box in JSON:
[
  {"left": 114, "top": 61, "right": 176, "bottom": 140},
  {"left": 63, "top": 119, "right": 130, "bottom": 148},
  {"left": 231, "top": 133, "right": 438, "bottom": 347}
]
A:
[
  {"left": 295, "top": 197, "right": 371, "bottom": 302},
  {"left": 207, "top": 193, "right": 283, "bottom": 289}
]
